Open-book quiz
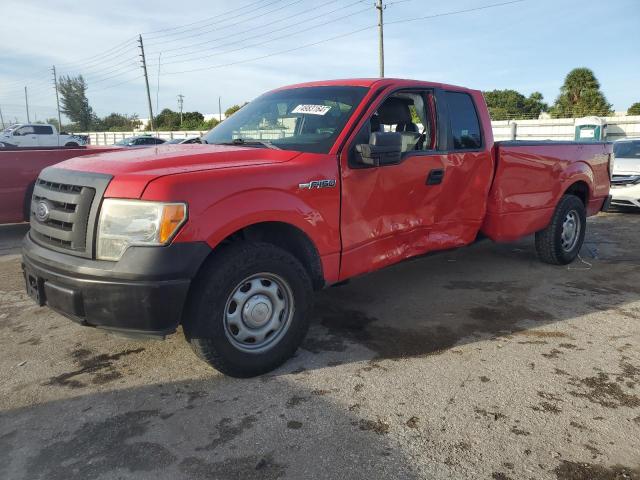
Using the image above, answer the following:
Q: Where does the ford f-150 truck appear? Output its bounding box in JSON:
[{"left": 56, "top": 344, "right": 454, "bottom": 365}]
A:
[
  {"left": 1, "top": 124, "right": 89, "bottom": 147},
  {"left": 22, "top": 78, "right": 613, "bottom": 377}
]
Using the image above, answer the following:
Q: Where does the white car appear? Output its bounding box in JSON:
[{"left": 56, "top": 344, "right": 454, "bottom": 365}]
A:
[
  {"left": 0, "top": 123, "right": 88, "bottom": 147},
  {"left": 611, "top": 139, "right": 640, "bottom": 209}
]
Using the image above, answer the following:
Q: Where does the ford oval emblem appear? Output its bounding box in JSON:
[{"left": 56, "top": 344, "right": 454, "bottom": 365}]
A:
[{"left": 35, "top": 201, "right": 50, "bottom": 222}]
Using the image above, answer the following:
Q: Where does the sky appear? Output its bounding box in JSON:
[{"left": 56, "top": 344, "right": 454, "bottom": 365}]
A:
[{"left": 0, "top": 0, "right": 638, "bottom": 124}]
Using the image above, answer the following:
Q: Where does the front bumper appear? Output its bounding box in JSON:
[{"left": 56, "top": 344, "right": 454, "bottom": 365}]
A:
[
  {"left": 22, "top": 233, "right": 210, "bottom": 337},
  {"left": 611, "top": 184, "right": 640, "bottom": 209}
]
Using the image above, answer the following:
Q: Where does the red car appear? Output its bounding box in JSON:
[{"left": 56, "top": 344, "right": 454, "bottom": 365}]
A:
[{"left": 22, "top": 78, "right": 612, "bottom": 377}]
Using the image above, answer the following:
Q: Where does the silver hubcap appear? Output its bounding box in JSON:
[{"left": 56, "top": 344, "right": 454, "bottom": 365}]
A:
[
  {"left": 561, "top": 210, "right": 581, "bottom": 252},
  {"left": 223, "top": 273, "right": 294, "bottom": 353}
]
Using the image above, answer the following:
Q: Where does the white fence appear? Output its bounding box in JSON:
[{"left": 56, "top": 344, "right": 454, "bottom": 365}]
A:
[
  {"left": 81, "top": 115, "right": 640, "bottom": 146},
  {"left": 491, "top": 115, "right": 640, "bottom": 141}
]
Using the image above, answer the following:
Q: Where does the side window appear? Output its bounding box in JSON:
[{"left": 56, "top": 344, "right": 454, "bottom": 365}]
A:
[
  {"left": 445, "top": 91, "right": 481, "bottom": 150},
  {"left": 374, "top": 92, "right": 433, "bottom": 153},
  {"left": 33, "top": 125, "right": 54, "bottom": 135},
  {"left": 16, "top": 126, "right": 35, "bottom": 135}
]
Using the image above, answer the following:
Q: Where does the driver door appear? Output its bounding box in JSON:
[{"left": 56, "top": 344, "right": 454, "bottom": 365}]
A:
[
  {"left": 338, "top": 89, "right": 448, "bottom": 279},
  {"left": 13, "top": 126, "right": 37, "bottom": 147}
]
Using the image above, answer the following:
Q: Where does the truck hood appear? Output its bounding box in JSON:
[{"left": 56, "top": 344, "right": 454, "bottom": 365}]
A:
[
  {"left": 55, "top": 144, "right": 302, "bottom": 198},
  {"left": 613, "top": 157, "right": 640, "bottom": 175}
]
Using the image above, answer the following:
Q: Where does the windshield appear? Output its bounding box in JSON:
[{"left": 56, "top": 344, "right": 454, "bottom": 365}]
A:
[
  {"left": 203, "top": 86, "right": 368, "bottom": 153},
  {"left": 115, "top": 137, "right": 135, "bottom": 145},
  {"left": 614, "top": 140, "right": 640, "bottom": 159}
]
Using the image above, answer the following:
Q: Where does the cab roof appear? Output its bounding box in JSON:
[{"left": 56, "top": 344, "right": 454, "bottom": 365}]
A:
[{"left": 271, "top": 78, "right": 475, "bottom": 94}]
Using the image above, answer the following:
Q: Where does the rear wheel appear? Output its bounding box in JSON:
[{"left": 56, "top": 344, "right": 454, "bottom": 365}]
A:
[
  {"left": 64, "top": 142, "right": 79, "bottom": 147},
  {"left": 535, "top": 194, "right": 586, "bottom": 265},
  {"left": 182, "top": 242, "right": 313, "bottom": 377}
]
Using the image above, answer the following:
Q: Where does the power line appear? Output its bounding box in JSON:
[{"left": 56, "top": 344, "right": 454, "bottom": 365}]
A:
[
  {"left": 146, "top": 0, "right": 350, "bottom": 57},
  {"left": 385, "top": 0, "right": 525, "bottom": 26},
  {"left": 160, "top": 0, "right": 526, "bottom": 75},
  {"left": 142, "top": 0, "right": 270, "bottom": 36},
  {"left": 148, "top": 4, "right": 371, "bottom": 68},
  {"left": 148, "top": 0, "right": 364, "bottom": 61},
  {"left": 144, "top": 0, "right": 288, "bottom": 42}
]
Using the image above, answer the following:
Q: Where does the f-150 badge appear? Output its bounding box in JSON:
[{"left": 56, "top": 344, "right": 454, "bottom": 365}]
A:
[{"left": 299, "top": 179, "right": 336, "bottom": 190}]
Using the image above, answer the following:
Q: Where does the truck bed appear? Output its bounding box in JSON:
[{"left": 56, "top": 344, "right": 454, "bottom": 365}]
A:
[{"left": 481, "top": 141, "right": 612, "bottom": 242}]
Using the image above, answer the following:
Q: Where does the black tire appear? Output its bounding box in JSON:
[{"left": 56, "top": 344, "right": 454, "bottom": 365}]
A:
[
  {"left": 182, "top": 242, "right": 313, "bottom": 378},
  {"left": 535, "top": 194, "right": 586, "bottom": 265},
  {"left": 64, "top": 142, "right": 79, "bottom": 147}
]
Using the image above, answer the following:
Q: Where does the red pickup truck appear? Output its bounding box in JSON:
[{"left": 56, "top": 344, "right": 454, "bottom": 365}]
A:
[{"left": 22, "top": 78, "right": 612, "bottom": 377}]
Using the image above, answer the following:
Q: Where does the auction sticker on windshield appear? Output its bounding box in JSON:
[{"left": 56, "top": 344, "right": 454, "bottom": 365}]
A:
[{"left": 292, "top": 104, "right": 332, "bottom": 115}]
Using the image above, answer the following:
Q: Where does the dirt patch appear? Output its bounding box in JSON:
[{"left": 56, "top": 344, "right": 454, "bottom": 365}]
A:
[
  {"left": 406, "top": 416, "right": 419, "bottom": 429},
  {"left": 569, "top": 373, "right": 640, "bottom": 409},
  {"left": 287, "top": 421, "right": 303, "bottom": 430},
  {"left": 180, "top": 454, "right": 287, "bottom": 480},
  {"left": 356, "top": 418, "right": 390, "bottom": 435},
  {"left": 305, "top": 304, "right": 459, "bottom": 358},
  {"left": 554, "top": 460, "right": 640, "bottom": 480},
  {"left": 25, "top": 409, "right": 176, "bottom": 480},
  {"left": 45, "top": 347, "right": 145, "bottom": 388},
  {"left": 474, "top": 407, "right": 506, "bottom": 421},
  {"left": 445, "top": 280, "right": 527, "bottom": 294},
  {"left": 196, "top": 415, "right": 257, "bottom": 451}
]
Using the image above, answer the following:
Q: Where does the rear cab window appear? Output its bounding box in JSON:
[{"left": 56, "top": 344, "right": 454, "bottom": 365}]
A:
[
  {"left": 33, "top": 125, "right": 54, "bottom": 135},
  {"left": 445, "top": 91, "right": 482, "bottom": 150}
]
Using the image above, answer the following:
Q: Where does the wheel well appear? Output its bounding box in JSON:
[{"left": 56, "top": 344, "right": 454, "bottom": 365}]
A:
[
  {"left": 216, "top": 222, "right": 325, "bottom": 290},
  {"left": 564, "top": 181, "right": 589, "bottom": 206},
  {"left": 64, "top": 142, "right": 79, "bottom": 147}
]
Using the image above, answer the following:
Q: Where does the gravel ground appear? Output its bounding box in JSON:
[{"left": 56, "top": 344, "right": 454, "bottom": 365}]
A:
[{"left": 0, "top": 213, "right": 639, "bottom": 480}]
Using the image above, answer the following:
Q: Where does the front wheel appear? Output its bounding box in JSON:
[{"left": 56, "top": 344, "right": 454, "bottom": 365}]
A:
[
  {"left": 535, "top": 194, "right": 586, "bottom": 265},
  {"left": 64, "top": 142, "right": 79, "bottom": 147},
  {"left": 182, "top": 242, "right": 313, "bottom": 377}
]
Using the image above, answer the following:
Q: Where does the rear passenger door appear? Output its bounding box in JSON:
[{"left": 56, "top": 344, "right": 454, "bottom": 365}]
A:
[
  {"left": 33, "top": 125, "right": 56, "bottom": 146},
  {"left": 429, "top": 90, "right": 494, "bottom": 248}
]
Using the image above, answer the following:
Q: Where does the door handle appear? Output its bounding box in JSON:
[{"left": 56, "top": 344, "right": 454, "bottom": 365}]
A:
[{"left": 426, "top": 168, "right": 444, "bottom": 185}]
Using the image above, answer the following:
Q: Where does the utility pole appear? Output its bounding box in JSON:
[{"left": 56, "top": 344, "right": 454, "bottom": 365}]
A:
[
  {"left": 177, "top": 94, "right": 184, "bottom": 127},
  {"left": 52, "top": 65, "right": 62, "bottom": 144},
  {"left": 218, "top": 96, "right": 222, "bottom": 122},
  {"left": 0, "top": 105, "right": 5, "bottom": 129},
  {"left": 24, "top": 86, "right": 30, "bottom": 123},
  {"left": 138, "top": 34, "right": 155, "bottom": 131},
  {"left": 376, "top": 0, "right": 385, "bottom": 78}
]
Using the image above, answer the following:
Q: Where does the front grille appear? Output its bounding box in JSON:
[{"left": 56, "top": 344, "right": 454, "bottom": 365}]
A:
[
  {"left": 30, "top": 178, "right": 95, "bottom": 252},
  {"left": 611, "top": 174, "right": 640, "bottom": 186}
]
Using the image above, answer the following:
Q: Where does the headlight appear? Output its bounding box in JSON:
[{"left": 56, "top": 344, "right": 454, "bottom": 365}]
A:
[{"left": 96, "top": 199, "right": 187, "bottom": 261}]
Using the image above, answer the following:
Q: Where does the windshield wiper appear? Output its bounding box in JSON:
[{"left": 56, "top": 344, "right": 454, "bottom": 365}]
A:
[{"left": 214, "top": 138, "right": 280, "bottom": 150}]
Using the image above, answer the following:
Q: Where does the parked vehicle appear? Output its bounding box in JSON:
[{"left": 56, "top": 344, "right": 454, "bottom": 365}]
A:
[
  {"left": 114, "top": 135, "right": 166, "bottom": 147},
  {"left": 1, "top": 124, "right": 89, "bottom": 147},
  {"left": 22, "top": 78, "right": 612, "bottom": 377},
  {"left": 0, "top": 146, "right": 120, "bottom": 224},
  {"left": 611, "top": 138, "right": 640, "bottom": 209},
  {"left": 167, "top": 137, "right": 202, "bottom": 144}
]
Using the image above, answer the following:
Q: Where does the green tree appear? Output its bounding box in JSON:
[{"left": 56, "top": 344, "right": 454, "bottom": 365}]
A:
[
  {"left": 224, "top": 102, "right": 248, "bottom": 117},
  {"left": 628, "top": 102, "right": 640, "bottom": 115},
  {"left": 95, "top": 113, "right": 141, "bottom": 132},
  {"left": 58, "top": 75, "right": 95, "bottom": 130},
  {"left": 483, "top": 89, "right": 548, "bottom": 120},
  {"left": 551, "top": 68, "right": 612, "bottom": 118}
]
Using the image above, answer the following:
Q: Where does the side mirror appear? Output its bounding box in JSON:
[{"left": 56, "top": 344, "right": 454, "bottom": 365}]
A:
[
  {"left": 13, "top": 131, "right": 21, "bottom": 136},
  {"left": 355, "top": 132, "right": 402, "bottom": 167}
]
